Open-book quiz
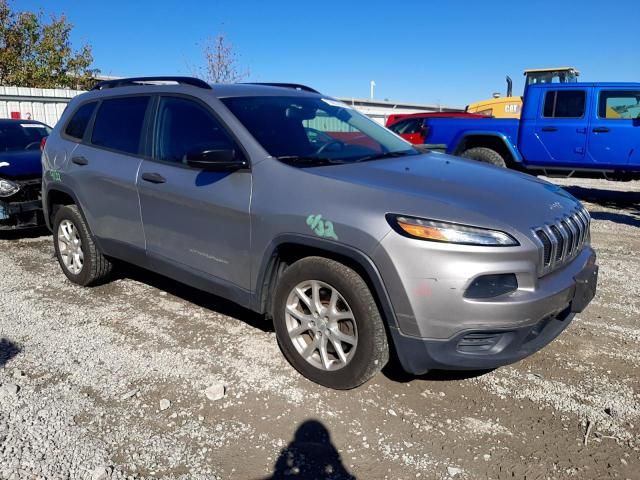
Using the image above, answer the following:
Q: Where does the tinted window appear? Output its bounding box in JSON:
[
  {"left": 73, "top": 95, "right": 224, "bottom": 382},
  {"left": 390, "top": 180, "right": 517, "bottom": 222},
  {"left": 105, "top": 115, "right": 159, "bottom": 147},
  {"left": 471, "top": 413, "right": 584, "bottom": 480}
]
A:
[
  {"left": 0, "top": 122, "right": 51, "bottom": 152},
  {"left": 91, "top": 96, "right": 149, "bottom": 154},
  {"left": 598, "top": 90, "right": 640, "bottom": 119},
  {"left": 155, "top": 97, "right": 234, "bottom": 164},
  {"left": 391, "top": 118, "right": 423, "bottom": 134},
  {"left": 543, "top": 90, "right": 586, "bottom": 118},
  {"left": 65, "top": 102, "right": 97, "bottom": 140}
]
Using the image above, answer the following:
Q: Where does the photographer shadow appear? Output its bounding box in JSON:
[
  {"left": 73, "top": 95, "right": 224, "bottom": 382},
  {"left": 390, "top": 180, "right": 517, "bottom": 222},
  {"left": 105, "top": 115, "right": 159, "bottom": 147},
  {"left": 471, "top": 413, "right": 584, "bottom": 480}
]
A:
[{"left": 260, "top": 419, "right": 355, "bottom": 480}]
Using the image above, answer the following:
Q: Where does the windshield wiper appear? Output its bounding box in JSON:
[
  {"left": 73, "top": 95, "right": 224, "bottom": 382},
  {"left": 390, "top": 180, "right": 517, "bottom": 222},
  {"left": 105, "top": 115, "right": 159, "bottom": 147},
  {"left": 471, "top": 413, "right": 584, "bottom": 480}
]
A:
[
  {"left": 276, "top": 156, "right": 345, "bottom": 166},
  {"left": 355, "top": 150, "right": 417, "bottom": 163}
]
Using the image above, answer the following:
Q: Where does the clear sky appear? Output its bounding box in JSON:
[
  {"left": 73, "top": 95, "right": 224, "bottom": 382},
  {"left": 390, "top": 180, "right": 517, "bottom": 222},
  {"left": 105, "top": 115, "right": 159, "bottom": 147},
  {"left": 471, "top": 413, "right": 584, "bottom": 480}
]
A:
[{"left": 19, "top": 0, "right": 640, "bottom": 108}]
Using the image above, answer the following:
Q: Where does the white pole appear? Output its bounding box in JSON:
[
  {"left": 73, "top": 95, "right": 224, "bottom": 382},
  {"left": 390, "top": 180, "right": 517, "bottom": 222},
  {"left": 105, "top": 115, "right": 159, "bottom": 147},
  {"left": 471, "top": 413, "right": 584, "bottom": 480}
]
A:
[{"left": 370, "top": 80, "right": 376, "bottom": 100}]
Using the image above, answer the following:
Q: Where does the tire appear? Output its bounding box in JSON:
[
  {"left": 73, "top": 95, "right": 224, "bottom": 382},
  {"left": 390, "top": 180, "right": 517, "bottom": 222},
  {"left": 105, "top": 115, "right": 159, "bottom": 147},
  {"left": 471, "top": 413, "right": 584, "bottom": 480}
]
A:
[
  {"left": 461, "top": 147, "right": 507, "bottom": 168},
  {"left": 53, "top": 205, "right": 112, "bottom": 286},
  {"left": 273, "top": 256, "right": 389, "bottom": 389}
]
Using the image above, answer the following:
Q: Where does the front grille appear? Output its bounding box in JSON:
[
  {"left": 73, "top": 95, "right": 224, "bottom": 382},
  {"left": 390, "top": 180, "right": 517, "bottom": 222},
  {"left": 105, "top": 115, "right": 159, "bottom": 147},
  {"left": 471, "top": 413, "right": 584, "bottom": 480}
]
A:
[{"left": 533, "top": 208, "right": 591, "bottom": 276}]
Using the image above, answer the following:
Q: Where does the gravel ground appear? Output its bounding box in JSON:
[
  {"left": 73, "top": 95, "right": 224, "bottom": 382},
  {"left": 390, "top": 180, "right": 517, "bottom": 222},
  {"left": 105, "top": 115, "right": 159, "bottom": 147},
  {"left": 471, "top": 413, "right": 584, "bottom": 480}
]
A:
[{"left": 0, "top": 177, "right": 639, "bottom": 480}]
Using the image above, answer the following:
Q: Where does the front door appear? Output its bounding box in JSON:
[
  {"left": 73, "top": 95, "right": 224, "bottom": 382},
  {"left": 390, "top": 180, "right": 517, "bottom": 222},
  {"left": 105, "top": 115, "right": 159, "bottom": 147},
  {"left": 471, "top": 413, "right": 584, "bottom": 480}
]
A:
[
  {"left": 519, "top": 89, "right": 589, "bottom": 166},
  {"left": 136, "top": 95, "right": 252, "bottom": 289},
  {"left": 587, "top": 88, "right": 640, "bottom": 167}
]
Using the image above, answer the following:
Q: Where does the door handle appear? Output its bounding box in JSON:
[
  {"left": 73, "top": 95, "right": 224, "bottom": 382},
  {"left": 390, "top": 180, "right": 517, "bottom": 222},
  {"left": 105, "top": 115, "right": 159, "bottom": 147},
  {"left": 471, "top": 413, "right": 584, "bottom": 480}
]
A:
[
  {"left": 541, "top": 126, "right": 558, "bottom": 132},
  {"left": 141, "top": 172, "right": 166, "bottom": 184},
  {"left": 71, "top": 156, "right": 88, "bottom": 166},
  {"left": 592, "top": 127, "right": 610, "bottom": 133}
]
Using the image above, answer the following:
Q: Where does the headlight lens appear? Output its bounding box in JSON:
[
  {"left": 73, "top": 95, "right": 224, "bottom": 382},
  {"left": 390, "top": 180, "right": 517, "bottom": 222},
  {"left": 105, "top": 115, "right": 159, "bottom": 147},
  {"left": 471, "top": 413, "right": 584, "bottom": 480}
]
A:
[
  {"left": 0, "top": 179, "right": 19, "bottom": 197},
  {"left": 387, "top": 214, "right": 519, "bottom": 246}
]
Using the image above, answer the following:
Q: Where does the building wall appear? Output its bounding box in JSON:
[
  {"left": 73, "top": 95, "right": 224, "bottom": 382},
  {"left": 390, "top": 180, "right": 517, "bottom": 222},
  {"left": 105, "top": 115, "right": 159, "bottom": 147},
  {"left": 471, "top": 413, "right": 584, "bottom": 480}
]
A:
[
  {"left": 0, "top": 86, "right": 83, "bottom": 127},
  {"left": 0, "top": 86, "right": 463, "bottom": 128}
]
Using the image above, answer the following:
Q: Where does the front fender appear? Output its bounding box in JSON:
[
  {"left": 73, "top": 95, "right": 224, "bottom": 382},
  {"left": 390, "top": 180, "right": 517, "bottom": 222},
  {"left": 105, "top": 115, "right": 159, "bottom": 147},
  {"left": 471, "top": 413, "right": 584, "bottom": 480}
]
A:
[{"left": 451, "top": 131, "right": 523, "bottom": 163}]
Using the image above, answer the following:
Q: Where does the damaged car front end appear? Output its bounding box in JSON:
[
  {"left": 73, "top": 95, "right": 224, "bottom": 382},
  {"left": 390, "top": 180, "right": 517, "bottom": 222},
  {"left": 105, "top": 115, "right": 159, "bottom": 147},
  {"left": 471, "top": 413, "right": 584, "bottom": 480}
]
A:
[{"left": 0, "top": 120, "right": 50, "bottom": 230}]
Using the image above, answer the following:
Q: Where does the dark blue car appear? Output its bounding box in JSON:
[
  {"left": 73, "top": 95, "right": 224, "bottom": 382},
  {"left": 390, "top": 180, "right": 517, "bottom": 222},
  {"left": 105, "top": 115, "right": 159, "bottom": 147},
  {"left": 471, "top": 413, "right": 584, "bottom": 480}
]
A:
[{"left": 0, "top": 119, "right": 50, "bottom": 230}]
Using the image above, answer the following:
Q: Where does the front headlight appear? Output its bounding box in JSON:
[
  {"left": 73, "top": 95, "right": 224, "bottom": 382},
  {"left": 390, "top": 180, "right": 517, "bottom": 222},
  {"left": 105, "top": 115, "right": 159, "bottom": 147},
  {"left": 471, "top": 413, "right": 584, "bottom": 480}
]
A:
[
  {"left": 387, "top": 214, "right": 519, "bottom": 246},
  {"left": 0, "top": 179, "right": 19, "bottom": 197}
]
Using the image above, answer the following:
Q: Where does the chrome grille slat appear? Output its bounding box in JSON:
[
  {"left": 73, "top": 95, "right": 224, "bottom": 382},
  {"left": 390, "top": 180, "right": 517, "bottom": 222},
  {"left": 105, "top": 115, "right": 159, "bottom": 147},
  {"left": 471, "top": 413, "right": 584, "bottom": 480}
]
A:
[{"left": 532, "top": 209, "right": 591, "bottom": 277}]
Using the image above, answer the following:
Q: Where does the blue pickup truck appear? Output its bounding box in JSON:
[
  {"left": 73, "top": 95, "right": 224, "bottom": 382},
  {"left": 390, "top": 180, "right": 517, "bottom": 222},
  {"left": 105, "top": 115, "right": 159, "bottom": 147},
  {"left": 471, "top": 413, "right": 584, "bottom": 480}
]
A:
[{"left": 423, "top": 83, "right": 640, "bottom": 180}]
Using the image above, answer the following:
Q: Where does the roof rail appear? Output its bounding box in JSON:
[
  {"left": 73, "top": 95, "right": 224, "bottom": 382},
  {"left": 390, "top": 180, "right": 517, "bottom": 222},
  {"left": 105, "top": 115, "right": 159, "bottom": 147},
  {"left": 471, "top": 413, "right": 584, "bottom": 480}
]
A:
[
  {"left": 91, "top": 76, "right": 212, "bottom": 91},
  {"left": 241, "top": 83, "right": 320, "bottom": 94}
]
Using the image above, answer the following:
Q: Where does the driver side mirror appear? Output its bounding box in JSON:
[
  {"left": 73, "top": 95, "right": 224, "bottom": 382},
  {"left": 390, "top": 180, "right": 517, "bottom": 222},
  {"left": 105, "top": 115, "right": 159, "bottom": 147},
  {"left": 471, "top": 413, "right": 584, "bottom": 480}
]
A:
[{"left": 185, "top": 148, "right": 246, "bottom": 171}]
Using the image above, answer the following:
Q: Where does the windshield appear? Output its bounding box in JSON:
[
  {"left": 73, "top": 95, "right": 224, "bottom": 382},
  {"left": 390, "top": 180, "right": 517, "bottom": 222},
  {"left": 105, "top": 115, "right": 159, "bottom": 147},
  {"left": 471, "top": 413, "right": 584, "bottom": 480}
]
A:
[
  {"left": 0, "top": 122, "right": 51, "bottom": 152},
  {"left": 221, "top": 96, "right": 417, "bottom": 164}
]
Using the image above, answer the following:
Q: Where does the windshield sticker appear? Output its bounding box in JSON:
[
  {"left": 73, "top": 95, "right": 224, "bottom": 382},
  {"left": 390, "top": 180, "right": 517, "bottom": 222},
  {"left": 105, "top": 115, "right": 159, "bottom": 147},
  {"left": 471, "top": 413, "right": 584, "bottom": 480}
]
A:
[
  {"left": 321, "top": 98, "right": 351, "bottom": 109},
  {"left": 49, "top": 170, "right": 62, "bottom": 182},
  {"left": 0, "top": 162, "right": 9, "bottom": 168},
  {"left": 306, "top": 214, "right": 338, "bottom": 240}
]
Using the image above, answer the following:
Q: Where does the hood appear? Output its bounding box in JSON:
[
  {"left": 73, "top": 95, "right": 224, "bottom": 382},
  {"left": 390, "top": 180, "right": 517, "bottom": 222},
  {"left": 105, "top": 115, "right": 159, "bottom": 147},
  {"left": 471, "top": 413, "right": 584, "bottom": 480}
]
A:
[
  {"left": 0, "top": 150, "right": 43, "bottom": 178},
  {"left": 309, "top": 153, "right": 582, "bottom": 235}
]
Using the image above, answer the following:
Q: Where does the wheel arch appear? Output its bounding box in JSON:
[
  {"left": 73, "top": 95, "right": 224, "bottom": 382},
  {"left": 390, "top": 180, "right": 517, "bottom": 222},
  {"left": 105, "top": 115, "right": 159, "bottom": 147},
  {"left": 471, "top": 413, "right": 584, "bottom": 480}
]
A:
[
  {"left": 453, "top": 132, "right": 522, "bottom": 167},
  {"left": 254, "top": 234, "right": 399, "bottom": 331},
  {"left": 45, "top": 184, "right": 80, "bottom": 231}
]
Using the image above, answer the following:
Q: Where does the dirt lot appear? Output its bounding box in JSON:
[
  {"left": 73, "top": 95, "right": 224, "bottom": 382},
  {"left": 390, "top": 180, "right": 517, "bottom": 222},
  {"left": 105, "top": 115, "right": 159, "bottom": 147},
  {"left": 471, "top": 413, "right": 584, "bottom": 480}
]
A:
[{"left": 0, "top": 177, "right": 638, "bottom": 480}]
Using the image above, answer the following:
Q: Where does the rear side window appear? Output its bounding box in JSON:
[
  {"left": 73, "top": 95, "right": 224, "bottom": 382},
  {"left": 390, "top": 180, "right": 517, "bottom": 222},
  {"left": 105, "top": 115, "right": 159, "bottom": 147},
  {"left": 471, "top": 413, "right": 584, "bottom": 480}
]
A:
[
  {"left": 389, "top": 118, "right": 422, "bottom": 134},
  {"left": 91, "top": 96, "right": 150, "bottom": 155},
  {"left": 543, "top": 90, "right": 586, "bottom": 118},
  {"left": 154, "top": 96, "right": 234, "bottom": 164},
  {"left": 64, "top": 102, "right": 97, "bottom": 140},
  {"left": 598, "top": 90, "right": 640, "bottom": 119}
]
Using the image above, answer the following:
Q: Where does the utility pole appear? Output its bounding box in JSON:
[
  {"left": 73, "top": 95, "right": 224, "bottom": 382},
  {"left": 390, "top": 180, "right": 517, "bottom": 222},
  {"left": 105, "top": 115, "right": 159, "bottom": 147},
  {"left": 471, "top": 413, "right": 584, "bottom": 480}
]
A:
[{"left": 370, "top": 80, "right": 376, "bottom": 100}]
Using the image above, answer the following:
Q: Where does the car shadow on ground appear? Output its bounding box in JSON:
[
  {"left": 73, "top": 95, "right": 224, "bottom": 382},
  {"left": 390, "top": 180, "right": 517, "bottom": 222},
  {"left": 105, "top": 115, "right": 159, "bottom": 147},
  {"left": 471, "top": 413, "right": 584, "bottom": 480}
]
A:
[
  {"left": 257, "top": 419, "right": 355, "bottom": 480},
  {"left": 0, "top": 338, "right": 21, "bottom": 368},
  {"left": 0, "top": 226, "right": 50, "bottom": 241},
  {"left": 561, "top": 184, "right": 640, "bottom": 226},
  {"left": 382, "top": 355, "right": 494, "bottom": 384},
  {"left": 111, "top": 262, "right": 273, "bottom": 333}
]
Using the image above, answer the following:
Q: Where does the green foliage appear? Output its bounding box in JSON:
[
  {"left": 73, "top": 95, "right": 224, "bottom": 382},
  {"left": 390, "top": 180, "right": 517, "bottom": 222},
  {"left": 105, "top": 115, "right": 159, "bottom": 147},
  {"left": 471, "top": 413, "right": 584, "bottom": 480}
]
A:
[{"left": 0, "top": 1, "right": 98, "bottom": 89}]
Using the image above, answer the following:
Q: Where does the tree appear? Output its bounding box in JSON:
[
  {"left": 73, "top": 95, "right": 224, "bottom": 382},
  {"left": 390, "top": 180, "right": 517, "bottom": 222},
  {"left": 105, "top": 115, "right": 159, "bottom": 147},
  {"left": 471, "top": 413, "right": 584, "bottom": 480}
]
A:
[
  {"left": 0, "top": 1, "right": 98, "bottom": 89},
  {"left": 196, "top": 34, "right": 249, "bottom": 84}
]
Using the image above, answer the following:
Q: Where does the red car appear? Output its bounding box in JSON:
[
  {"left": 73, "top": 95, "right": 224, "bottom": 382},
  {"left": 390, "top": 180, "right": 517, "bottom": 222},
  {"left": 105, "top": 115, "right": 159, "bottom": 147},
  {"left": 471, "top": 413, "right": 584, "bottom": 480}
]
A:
[{"left": 386, "top": 112, "right": 487, "bottom": 145}]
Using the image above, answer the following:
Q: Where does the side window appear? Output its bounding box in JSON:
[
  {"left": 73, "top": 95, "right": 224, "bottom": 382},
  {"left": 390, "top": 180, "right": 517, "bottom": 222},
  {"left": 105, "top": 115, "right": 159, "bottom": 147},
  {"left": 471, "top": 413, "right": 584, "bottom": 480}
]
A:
[
  {"left": 388, "top": 119, "right": 409, "bottom": 134},
  {"left": 543, "top": 90, "right": 586, "bottom": 118},
  {"left": 91, "top": 96, "right": 150, "bottom": 155},
  {"left": 155, "top": 97, "right": 233, "bottom": 164},
  {"left": 65, "top": 102, "right": 97, "bottom": 140},
  {"left": 598, "top": 90, "right": 640, "bottom": 119},
  {"left": 389, "top": 119, "right": 421, "bottom": 134}
]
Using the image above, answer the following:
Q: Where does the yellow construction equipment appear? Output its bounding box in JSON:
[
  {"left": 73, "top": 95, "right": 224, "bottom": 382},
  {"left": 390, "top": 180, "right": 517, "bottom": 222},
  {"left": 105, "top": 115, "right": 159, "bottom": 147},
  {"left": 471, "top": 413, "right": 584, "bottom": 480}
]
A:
[{"left": 467, "top": 67, "right": 580, "bottom": 118}]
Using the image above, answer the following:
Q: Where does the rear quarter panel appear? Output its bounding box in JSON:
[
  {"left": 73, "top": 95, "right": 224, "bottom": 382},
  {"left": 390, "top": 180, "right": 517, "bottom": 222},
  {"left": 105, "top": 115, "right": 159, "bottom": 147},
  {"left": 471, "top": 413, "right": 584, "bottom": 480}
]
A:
[{"left": 424, "top": 117, "right": 520, "bottom": 155}]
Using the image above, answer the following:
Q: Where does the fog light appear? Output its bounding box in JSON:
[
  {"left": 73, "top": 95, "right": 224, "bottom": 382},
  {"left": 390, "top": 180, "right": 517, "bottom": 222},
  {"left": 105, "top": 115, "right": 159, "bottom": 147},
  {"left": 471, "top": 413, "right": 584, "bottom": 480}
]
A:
[{"left": 464, "top": 274, "right": 518, "bottom": 299}]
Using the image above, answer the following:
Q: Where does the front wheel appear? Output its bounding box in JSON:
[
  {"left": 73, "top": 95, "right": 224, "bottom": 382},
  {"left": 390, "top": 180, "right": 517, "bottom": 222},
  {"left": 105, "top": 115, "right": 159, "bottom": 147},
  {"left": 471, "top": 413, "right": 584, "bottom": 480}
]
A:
[{"left": 273, "top": 257, "right": 389, "bottom": 389}]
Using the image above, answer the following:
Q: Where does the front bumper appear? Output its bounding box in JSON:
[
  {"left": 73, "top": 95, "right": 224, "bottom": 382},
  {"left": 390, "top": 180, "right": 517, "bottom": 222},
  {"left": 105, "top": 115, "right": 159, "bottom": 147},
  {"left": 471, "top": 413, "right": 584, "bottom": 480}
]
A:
[
  {"left": 0, "top": 178, "right": 44, "bottom": 230},
  {"left": 390, "top": 257, "right": 598, "bottom": 374}
]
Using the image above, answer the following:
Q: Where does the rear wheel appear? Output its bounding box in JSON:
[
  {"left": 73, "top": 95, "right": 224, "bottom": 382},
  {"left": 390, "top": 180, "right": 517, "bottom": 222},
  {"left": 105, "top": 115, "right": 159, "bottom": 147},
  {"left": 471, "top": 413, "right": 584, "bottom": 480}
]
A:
[
  {"left": 273, "top": 257, "right": 389, "bottom": 389},
  {"left": 461, "top": 147, "right": 507, "bottom": 168},
  {"left": 53, "top": 205, "right": 112, "bottom": 286}
]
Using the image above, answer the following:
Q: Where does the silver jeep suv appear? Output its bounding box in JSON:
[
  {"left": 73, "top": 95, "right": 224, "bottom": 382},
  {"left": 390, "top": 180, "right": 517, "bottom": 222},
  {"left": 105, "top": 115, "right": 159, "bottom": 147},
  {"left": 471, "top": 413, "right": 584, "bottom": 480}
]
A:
[{"left": 42, "top": 77, "right": 598, "bottom": 389}]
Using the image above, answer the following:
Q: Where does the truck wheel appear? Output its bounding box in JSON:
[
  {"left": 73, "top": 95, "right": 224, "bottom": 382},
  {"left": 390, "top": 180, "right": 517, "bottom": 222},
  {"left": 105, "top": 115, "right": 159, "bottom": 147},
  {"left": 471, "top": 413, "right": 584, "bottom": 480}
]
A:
[
  {"left": 461, "top": 147, "right": 507, "bottom": 168},
  {"left": 53, "top": 205, "right": 112, "bottom": 286},
  {"left": 273, "top": 257, "right": 389, "bottom": 389}
]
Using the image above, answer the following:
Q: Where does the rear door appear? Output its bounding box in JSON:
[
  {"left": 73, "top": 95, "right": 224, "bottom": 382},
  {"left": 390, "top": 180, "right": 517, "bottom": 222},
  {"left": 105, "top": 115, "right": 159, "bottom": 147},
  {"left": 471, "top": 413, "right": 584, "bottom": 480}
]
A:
[
  {"left": 520, "top": 88, "right": 589, "bottom": 165},
  {"left": 136, "top": 95, "right": 252, "bottom": 289},
  {"left": 587, "top": 88, "right": 640, "bottom": 167},
  {"left": 66, "top": 95, "right": 150, "bottom": 250}
]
